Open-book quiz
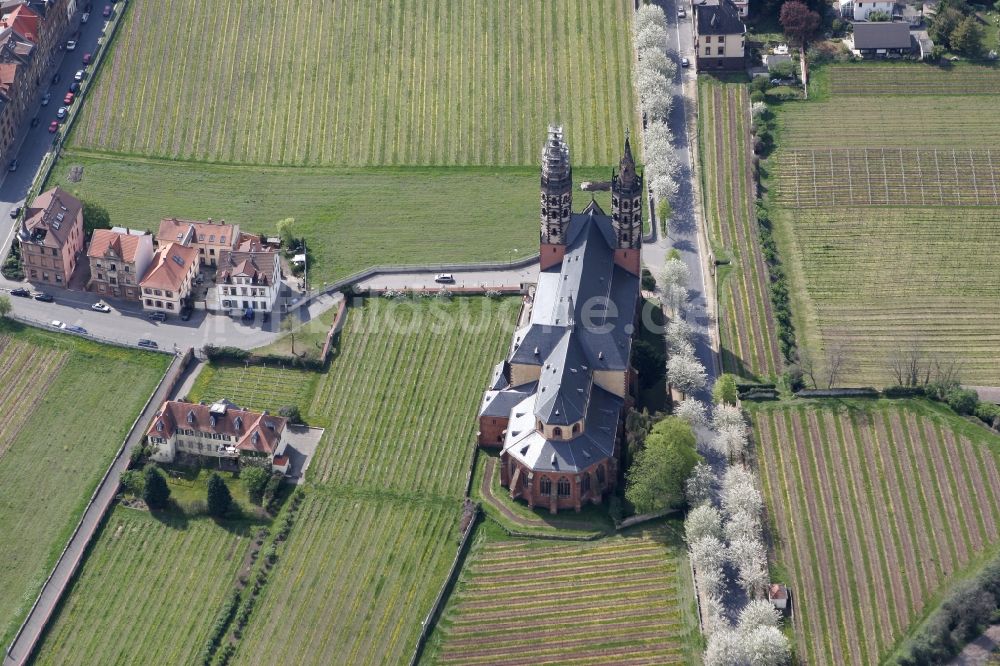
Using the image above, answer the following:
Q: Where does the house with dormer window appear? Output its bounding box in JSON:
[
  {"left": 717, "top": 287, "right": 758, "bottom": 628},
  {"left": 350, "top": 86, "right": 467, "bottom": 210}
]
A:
[
  {"left": 216, "top": 236, "right": 281, "bottom": 316},
  {"left": 139, "top": 242, "right": 199, "bottom": 314},
  {"left": 87, "top": 227, "right": 154, "bottom": 300},
  {"left": 146, "top": 399, "right": 290, "bottom": 473},
  {"left": 18, "top": 186, "right": 84, "bottom": 286}
]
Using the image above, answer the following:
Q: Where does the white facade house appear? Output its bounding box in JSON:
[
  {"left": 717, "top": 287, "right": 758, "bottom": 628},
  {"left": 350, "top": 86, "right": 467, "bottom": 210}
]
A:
[
  {"left": 146, "top": 399, "right": 291, "bottom": 473},
  {"left": 841, "top": 0, "right": 896, "bottom": 21},
  {"left": 216, "top": 243, "right": 282, "bottom": 316}
]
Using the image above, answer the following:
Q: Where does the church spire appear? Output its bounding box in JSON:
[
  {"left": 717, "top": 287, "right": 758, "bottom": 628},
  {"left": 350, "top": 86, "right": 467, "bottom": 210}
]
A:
[
  {"left": 611, "top": 131, "right": 643, "bottom": 275},
  {"left": 539, "top": 125, "right": 573, "bottom": 270}
]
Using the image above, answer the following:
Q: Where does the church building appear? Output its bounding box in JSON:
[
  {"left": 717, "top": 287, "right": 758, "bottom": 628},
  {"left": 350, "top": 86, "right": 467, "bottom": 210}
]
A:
[{"left": 478, "top": 126, "right": 642, "bottom": 514}]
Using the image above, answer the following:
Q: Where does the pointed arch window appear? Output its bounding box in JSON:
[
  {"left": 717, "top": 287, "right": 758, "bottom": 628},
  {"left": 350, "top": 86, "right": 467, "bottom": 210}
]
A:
[
  {"left": 557, "top": 478, "right": 571, "bottom": 497},
  {"left": 553, "top": 426, "right": 563, "bottom": 439},
  {"left": 597, "top": 466, "right": 606, "bottom": 486},
  {"left": 582, "top": 473, "right": 591, "bottom": 494},
  {"left": 540, "top": 477, "right": 552, "bottom": 495}
]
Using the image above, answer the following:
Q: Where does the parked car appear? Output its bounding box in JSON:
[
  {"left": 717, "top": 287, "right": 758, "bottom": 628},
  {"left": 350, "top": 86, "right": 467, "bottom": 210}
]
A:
[
  {"left": 434, "top": 273, "right": 455, "bottom": 283},
  {"left": 681, "top": 57, "right": 690, "bottom": 68},
  {"left": 8, "top": 206, "right": 21, "bottom": 219},
  {"left": 147, "top": 311, "right": 166, "bottom": 321},
  {"left": 65, "top": 325, "right": 87, "bottom": 334},
  {"left": 50, "top": 320, "right": 65, "bottom": 329},
  {"left": 137, "top": 338, "right": 158, "bottom": 349},
  {"left": 7, "top": 160, "right": 16, "bottom": 172},
  {"left": 69, "top": 82, "right": 81, "bottom": 93},
  {"left": 41, "top": 92, "right": 50, "bottom": 106},
  {"left": 81, "top": 11, "right": 89, "bottom": 22},
  {"left": 66, "top": 40, "right": 77, "bottom": 51},
  {"left": 102, "top": 4, "right": 111, "bottom": 17},
  {"left": 10, "top": 287, "right": 30, "bottom": 297},
  {"left": 29, "top": 117, "right": 39, "bottom": 128},
  {"left": 82, "top": 52, "right": 92, "bottom": 65},
  {"left": 48, "top": 120, "right": 59, "bottom": 133},
  {"left": 678, "top": 7, "right": 686, "bottom": 17},
  {"left": 91, "top": 301, "right": 111, "bottom": 313},
  {"left": 56, "top": 106, "right": 67, "bottom": 119},
  {"left": 64, "top": 92, "right": 75, "bottom": 105},
  {"left": 179, "top": 305, "right": 193, "bottom": 321},
  {"left": 33, "top": 292, "right": 53, "bottom": 302},
  {"left": 74, "top": 70, "right": 85, "bottom": 82}
]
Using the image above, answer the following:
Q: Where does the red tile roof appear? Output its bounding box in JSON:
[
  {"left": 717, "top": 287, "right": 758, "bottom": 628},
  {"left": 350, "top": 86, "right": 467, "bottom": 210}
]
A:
[
  {"left": 22, "top": 186, "right": 83, "bottom": 249},
  {"left": 88, "top": 228, "right": 149, "bottom": 263},
  {"left": 147, "top": 400, "right": 287, "bottom": 456},
  {"left": 156, "top": 217, "right": 239, "bottom": 248},
  {"left": 769, "top": 583, "right": 788, "bottom": 600},
  {"left": 1, "top": 4, "right": 40, "bottom": 42},
  {"left": 139, "top": 242, "right": 198, "bottom": 291}
]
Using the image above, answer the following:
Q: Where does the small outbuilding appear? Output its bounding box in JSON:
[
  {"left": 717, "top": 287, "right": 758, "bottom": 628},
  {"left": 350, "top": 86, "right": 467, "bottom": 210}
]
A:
[{"left": 769, "top": 583, "right": 790, "bottom": 610}]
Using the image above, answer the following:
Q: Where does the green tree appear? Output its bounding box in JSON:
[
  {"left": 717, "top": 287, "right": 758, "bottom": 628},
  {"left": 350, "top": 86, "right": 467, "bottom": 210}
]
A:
[
  {"left": 120, "top": 470, "right": 144, "bottom": 496},
  {"left": 207, "top": 473, "right": 233, "bottom": 517},
  {"left": 712, "top": 374, "right": 739, "bottom": 405},
  {"left": 929, "top": 7, "right": 964, "bottom": 48},
  {"left": 278, "top": 404, "right": 302, "bottom": 424},
  {"left": 242, "top": 466, "right": 270, "bottom": 505},
  {"left": 142, "top": 465, "right": 170, "bottom": 510},
  {"left": 276, "top": 217, "right": 296, "bottom": 247},
  {"left": 81, "top": 200, "right": 112, "bottom": 235},
  {"left": 632, "top": 339, "right": 666, "bottom": 390},
  {"left": 950, "top": 16, "right": 984, "bottom": 56},
  {"left": 625, "top": 416, "right": 701, "bottom": 513},
  {"left": 947, "top": 388, "right": 979, "bottom": 415},
  {"left": 0, "top": 294, "right": 10, "bottom": 318}
]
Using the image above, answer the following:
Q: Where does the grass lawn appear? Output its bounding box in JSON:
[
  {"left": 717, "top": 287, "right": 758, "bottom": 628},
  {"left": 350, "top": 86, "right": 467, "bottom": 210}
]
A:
[
  {"left": 0, "top": 321, "right": 169, "bottom": 649},
  {"left": 159, "top": 466, "right": 265, "bottom": 518},
  {"left": 767, "top": 63, "right": 1000, "bottom": 385},
  {"left": 252, "top": 303, "right": 341, "bottom": 361},
  {"left": 71, "top": 0, "right": 637, "bottom": 167},
  {"left": 47, "top": 154, "right": 617, "bottom": 285},
  {"left": 423, "top": 520, "right": 701, "bottom": 665},
  {"left": 751, "top": 398, "right": 1000, "bottom": 664},
  {"left": 33, "top": 507, "right": 254, "bottom": 665}
]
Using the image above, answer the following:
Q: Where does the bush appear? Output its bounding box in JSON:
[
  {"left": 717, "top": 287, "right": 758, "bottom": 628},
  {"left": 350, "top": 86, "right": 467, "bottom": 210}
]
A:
[
  {"left": 974, "top": 402, "right": 1000, "bottom": 428},
  {"left": 120, "top": 470, "right": 144, "bottom": 496},
  {"left": 142, "top": 465, "right": 170, "bottom": 510},
  {"left": 641, "top": 268, "right": 657, "bottom": 292},
  {"left": 712, "top": 374, "right": 739, "bottom": 405},
  {"left": 632, "top": 339, "right": 666, "bottom": 390},
  {"left": 947, "top": 388, "right": 979, "bottom": 416},
  {"left": 207, "top": 473, "right": 233, "bottom": 517},
  {"left": 242, "top": 466, "right": 270, "bottom": 505},
  {"left": 278, "top": 405, "right": 302, "bottom": 423},
  {"left": 883, "top": 385, "right": 927, "bottom": 399},
  {"left": 750, "top": 89, "right": 766, "bottom": 104},
  {"left": 264, "top": 472, "right": 284, "bottom": 513}
]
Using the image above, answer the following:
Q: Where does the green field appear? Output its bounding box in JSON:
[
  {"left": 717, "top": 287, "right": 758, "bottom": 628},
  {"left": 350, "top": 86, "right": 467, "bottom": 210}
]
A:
[
  {"left": 698, "top": 78, "right": 782, "bottom": 380},
  {"left": 72, "top": 0, "right": 636, "bottom": 167},
  {"left": 47, "top": 156, "right": 618, "bottom": 284},
  {"left": 769, "top": 64, "right": 1000, "bottom": 385},
  {"left": 187, "top": 361, "right": 320, "bottom": 417},
  {"left": 425, "top": 523, "right": 700, "bottom": 665},
  {"left": 752, "top": 399, "right": 1000, "bottom": 664},
  {"left": 33, "top": 508, "right": 251, "bottom": 665},
  {"left": 0, "top": 323, "right": 168, "bottom": 648}
]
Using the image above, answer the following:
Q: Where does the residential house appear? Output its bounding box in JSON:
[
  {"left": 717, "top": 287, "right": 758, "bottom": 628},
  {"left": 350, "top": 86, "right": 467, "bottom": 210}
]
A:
[
  {"left": 86, "top": 227, "right": 154, "bottom": 300},
  {"left": 156, "top": 217, "right": 240, "bottom": 267},
  {"left": 840, "top": 0, "right": 896, "bottom": 21},
  {"left": 18, "top": 185, "right": 83, "bottom": 286},
  {"left": 146, "top": 399, "right": 291, "bottom": 474},
  {"left": 216, "top": 239, "right": 281, "bottom": 315},
  {"left": 694, "top": 0, "right": 747, "bottom": 71},
  {"left": 139, "top": 241, "right": 198, "bottom": 314},
  {"left": 849, "top": 22, "right": 913, "bottom": 56}
]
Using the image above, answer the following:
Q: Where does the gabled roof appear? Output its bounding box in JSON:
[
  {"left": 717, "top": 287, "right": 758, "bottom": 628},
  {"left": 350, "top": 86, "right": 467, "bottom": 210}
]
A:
[
  {"left": 156, "top": 217, "right": 239, "bottom": 248},
  {"left": 21, "top": 186, "right": 82, "bottom": 249},
  {"left": 140, "top": 242, "right": 198, "bottom": 291},
  {"left": 852, "top": 22, "right": 912, "bottom": 49},
  {"left": 217, "top": 248, "right": 278, "bottom": 284},
  {"left": 88, "top": 228, "right": 151, "bottom": 262},
  {"left": 696, "top": 0, "right": 746, "bottom": 36},
  {"left": 147, "top": 399, "right": 287, "bottom": 456},
  {"left": 0, "top": 3, "right": 40, "bottom": 43}
]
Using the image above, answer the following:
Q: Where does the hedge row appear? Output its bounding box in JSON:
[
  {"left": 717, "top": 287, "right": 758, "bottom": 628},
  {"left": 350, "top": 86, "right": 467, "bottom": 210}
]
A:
[
  {"left": 756, "top": 204, "right": 796, "bottom": 364},
  {"left": 202, "top": 345, "right": 326, "bottom": 372}
]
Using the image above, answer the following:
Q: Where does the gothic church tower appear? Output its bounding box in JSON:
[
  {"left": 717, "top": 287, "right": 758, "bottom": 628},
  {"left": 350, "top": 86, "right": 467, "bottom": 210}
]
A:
[
  {"left": 539, "top": 125, "right": 571, "bottom": 271},
  {"left": 611, "top": 131, "right": 643, "bottom": 276}
]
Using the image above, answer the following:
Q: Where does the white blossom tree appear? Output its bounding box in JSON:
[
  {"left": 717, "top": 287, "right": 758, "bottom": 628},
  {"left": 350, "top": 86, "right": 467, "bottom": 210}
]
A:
[
  {"left": 738, "top": 599, "right": 781, "bottom": 631},
  {"left": 639, "top": 48, "right": 677, "bottom": 78},
  {"left": 661, "top": 258, "right": 691, "bottom": 290},
  {"left": 635, "top": 22, "right": 668, "bottom": 51},
  {"left": 667, "top": 354, "right": 707, "bottom": 394},
  {"left": 713, "top": 426, "right": 749, "bottom": 463},
  {"left": 667, "top": 317, "right": 693, "bottom": 349},
  {"left": 724, "top": 508, "right": 761, "bottom": 544},
  {"left": 712, "top": 404, "right": 747, "bottom": 434},
  {"left": 685, "top": 461, "right": 717, "bottom": 506},
  {"left": 737, "top": 555, "right": 770, "bottom": 598},
  {"left": 744, "top": 625, "right": 791, "bottom": 665},
  {"left": 702, "top": 594, "right": 730, "bottom": 636},
  {"left": 704, "top": 629, "right": 746, "bottom": 665},
  {"left": 690, "top": 535, "right": 727, "bottom": 575},
  {"left": 721, "top": 467, "right": 763, "bottom": 518},
  {"left": 675, "top": 396, "right": 708, "bottom": 428},
  {"left": 685, "top": 504, "right": 723, "bottom": 543}
]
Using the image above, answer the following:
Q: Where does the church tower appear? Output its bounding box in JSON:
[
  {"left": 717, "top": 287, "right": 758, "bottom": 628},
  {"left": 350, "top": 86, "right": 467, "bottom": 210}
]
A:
[
  {"left": 611, "top": 131, "right": 643, "bottom": 276},
  {"left": 539, "top": 125, "right": 572, "bottom": 271}
]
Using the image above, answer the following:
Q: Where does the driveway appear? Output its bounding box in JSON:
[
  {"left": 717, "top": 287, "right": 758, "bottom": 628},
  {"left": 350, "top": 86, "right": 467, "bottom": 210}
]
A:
[{"left": 282, "top": 426, "right": 324, "bottom": 485}]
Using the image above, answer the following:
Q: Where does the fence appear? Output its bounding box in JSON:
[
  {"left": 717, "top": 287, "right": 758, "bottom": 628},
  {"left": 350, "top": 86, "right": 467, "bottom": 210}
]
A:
[
  {"left": 5, "top": 348, "right": 191, "bottom": 666},
  {"left": 317, "top": 296, "right": 347, "bottom": 364}
]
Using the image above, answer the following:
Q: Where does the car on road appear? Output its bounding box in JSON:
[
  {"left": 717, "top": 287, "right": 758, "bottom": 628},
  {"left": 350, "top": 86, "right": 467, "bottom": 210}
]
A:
[
  {"left": 65, "top": 324, "right": 87, "bottom": 334},
  {"left": 64, "top": 92, "right": 75, "bottom": 105},
  {"left": 102, "top": 4, "right": 111, "bottom": 17},
  {"left": 56, "top": 106, "right": 67, "bottom": 119},
  {"left": 50, "top": 320, "right": 65, "bottom": 329},
  {"left": 66, "top": 40, "right": 77, "bottom": 51},
  {"left": 9, "top": 206, "right": 21, "bottom": 219},
  {"left": 41, "top": 92, "right": 50, "bottom": 106},
  {"left": 91, "top": 301, "right": 111, "bottom": 313},
  {"left": 82, "top": 52, "right": 92, "bottom": 65},
  {"left": 74, "top": 69, "right": 85, "bottom": 82},
  {"left": 7, "top": 160, "right": 16, "bottom": 172},
  {"left": 81, "top": 11, "right": 89, "bottom": 22},
  {"left": 10, "top": 287, "right": 29, "bottom": 297},
  {"left": 48, "top": 120, "right": 58, "bottom": 133},
  {"left": 147, "top": 311, "right": 166, "bottom": 321},
  {"left": 30, "top": 117, "right": 39, "bottom": 128},
  {"left": 681, "top": 57, "right": 690, "bottom": 68},
  {"left": 678, "top": 7, "right": 686, "bottom": 17},
  {"left": 33, "top": 292, "right": 53, "bottom": 302},
  {"left": 69, "top": 81, "right": 81, "bottom": 93},
  {"left": 179, "top": 305, "right": 193, "bottom": 321},
  {"left": 137, "top": 338, "right": 158, "bottom": 349},
  {"left": 434, "top": 273, "right": 455, "bottom": 283}
]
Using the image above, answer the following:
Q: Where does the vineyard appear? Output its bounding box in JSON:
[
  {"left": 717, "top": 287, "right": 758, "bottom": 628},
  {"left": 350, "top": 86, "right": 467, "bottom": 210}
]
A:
[
  {"left": 0, "top": 327, "right": 168, "bottom": 649},
  {"left": 698, "top": 79, "right": 781, "bottom": 379},
  {"left": 426, "top": 525, "right": 699, "bottom": 665},
  {"left": 826, "top": 63, "right": 1000, "bottom": 96},
  {"left": 188, "top": 362, "right": 319, "bottom": 417},
  {"left": 752, "top": 400, "right": 1000, "bottom": 665},
  {"left": 33, "top": 508, "right": 250, "bottom": 665},
  {"left": 71, "top": 0, "right": 637, "bottom": 167},
  {"left": 769, "top": 64, "right": 1000, "bottom": 385}
]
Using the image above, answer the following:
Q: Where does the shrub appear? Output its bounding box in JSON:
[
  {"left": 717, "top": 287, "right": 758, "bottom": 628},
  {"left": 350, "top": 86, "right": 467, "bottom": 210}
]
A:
[
  {"left": 946, "top": 388, "right": 979, "bottom": 416},
  {"left": 142, "top": 465, "right": 170, "bottom": 510},
  {"left": 750, "top": 89, "right": 766, "bottom": 104},
  {"left": 207, "top": 473, "right": 233, "bottom": 518},
  {"left": 974, "top": 402, "right": 1000, "bottom": 428},
  {"left": 712, "top": 374, "right": 739, "bottom": 405},
  {"left": 278, "top": 405, "right": 302, "bottom": 424},
  {"left": 641, "top": 268, "right": 657, "bottom": 292},
  {"left": 242, "top": 466, "right": 270, "bottom": 505},
  {"left": 120, "top": 470, "right": 144, "bottom": 496}
]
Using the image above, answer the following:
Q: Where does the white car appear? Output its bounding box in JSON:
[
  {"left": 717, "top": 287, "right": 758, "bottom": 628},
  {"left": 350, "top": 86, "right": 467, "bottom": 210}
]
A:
[
  {"left": 74, "top": 70, "right": 85, "bottom": 82},
  {"left": 66, "top": 40, "right": 77, "bottom": 51},
  {"left": 91, "top": 301, "right": 112, "bottom": 313},
  {"left": 50, "top": 320, "right": 65, "bottom": 329},
  {"left": 56, "top": 106, "right": 67, "bottom": 119},
  {"left": 681, "top": 57, "right": 691, "bottom": 68},
  {"left": 434, "top": 273, "right": 455, "bottom": 283},
  {"left": 678, "top": 7, "right": 686, "bottom": 17},
  {"left": 81, "top": 12, "right": 90, "bottom": 23}
]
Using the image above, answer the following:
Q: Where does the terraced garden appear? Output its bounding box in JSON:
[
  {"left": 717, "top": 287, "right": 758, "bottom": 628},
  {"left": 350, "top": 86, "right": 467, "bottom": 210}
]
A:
[
  {"left": 426, "top": 525, "right": 699, "bottom": 665},
  {"left": 752, "top": 400, "right": 1000, "bottom": 665},
  {"left": 769, "top": 64, "right": 1000, "bottom": 384},
  {"left": 187, "top": 361, "right": 319, "bottom": 417},
  {"left": 33, "top": 508, "right": 251, "bottom": 665},
  {"left": 0, "top": 324, "right": 168, "bottom": 648},
  {"left": 698, "top": 79, "right": 781, "bottom": 380}
]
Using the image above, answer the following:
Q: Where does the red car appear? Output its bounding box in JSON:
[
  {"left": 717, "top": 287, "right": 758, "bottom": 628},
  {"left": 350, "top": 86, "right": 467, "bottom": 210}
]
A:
[
  {"left": 82, "top": 53, "right": 92, "bottom": 65},
  {"left": 102, "top": 4, "right": 111, "bottom": 17},
  {"left": 63, "top": 92, "right": 75, "bottom": 105},
  {"left": 48, "top": 120, "right": 58, "bottom": 133}
]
